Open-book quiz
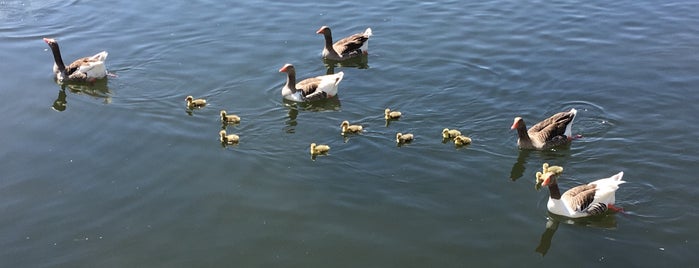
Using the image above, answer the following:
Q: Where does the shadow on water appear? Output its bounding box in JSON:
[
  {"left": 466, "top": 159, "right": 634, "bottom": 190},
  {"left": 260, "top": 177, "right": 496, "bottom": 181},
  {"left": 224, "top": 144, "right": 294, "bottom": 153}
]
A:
[
  {"left": 51, "top": 79, "right": 111, "bottom": 111},
  {"left": 535, "top": 213, "right": 618, "bottom": 256},
  {"left": 322, "top": 54, "right": 369, "bottom": 74},
  {"left": 510, "top": 148, "right": 572, "bottom": 181}
]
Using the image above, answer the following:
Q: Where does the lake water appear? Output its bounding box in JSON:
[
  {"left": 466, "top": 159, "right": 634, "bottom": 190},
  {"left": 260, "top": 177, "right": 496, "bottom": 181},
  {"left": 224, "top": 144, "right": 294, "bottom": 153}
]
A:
[{"left": 1, "top": 0, "right": 698, "bottom": 266}]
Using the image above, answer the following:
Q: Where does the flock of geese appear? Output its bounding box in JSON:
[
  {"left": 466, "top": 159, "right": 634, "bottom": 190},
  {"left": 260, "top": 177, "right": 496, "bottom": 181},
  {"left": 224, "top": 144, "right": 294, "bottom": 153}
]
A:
[{"left": 42, "top": 26, "right": 626, "bottom": 219}]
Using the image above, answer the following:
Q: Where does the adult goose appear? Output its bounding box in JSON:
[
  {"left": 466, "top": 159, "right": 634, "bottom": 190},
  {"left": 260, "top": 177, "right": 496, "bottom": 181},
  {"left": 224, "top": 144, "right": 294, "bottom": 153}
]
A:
[
  {"left": 279, "top": 63, "right": 344, "bottom": 102},
  {"left": 535, "top": 163, "right": 625, "bottom": 218},
  {"left": 511, "top": 108, "right": 577, "bottom": 150},
  {"left": 43, "top": 38, "right": 108, "bottom": 83},
  {"left": 317, "top": 26, "right": 372, "bottom": 61}
]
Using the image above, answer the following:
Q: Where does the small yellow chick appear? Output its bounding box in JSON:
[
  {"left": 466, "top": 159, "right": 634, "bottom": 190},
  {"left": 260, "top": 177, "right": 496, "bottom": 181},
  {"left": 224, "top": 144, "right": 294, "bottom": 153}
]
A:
[
  {"left": 340, "top": 120, "right": 363, "bottom": 134},
  {"left": 396, "top": 132, "right": 414, "bottom": 144},
  {"left": 310, "top": 143, "right": 330, "bottom": 155},
  {"left": 220, "top": 110, "right": 241, "bottom": 124},
  {"left": 219, "top": 130, "right": 239, "bottom": 144},
  {"left": 385, "top": 108, "right": 402, "bottom": 120},
  {"left": 185, "top": 95, "right": 206, "bottom": 108},
  {"left": 454, "top": 135, "right": 472, "bottom": 146},
  {"left": 442, "top": 128, "right": 462, "bottom": 139}
]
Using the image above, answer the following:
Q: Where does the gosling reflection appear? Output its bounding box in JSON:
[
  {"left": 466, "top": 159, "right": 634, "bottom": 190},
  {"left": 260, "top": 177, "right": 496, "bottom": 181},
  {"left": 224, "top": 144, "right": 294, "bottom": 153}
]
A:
[
  {"left": 535, "top": 214, "right": 618, "bottom": 256},
  {"left": 51, "top": 80, "right": 111, "bottom": 112},
  {"left": 323, "top": 54, "right": 369, "bottom": 75}
]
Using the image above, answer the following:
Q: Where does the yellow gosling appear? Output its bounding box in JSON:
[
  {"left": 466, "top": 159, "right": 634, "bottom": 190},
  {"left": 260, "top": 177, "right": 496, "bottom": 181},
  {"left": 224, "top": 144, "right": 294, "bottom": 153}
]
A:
[
  {"left": 185, "top": 95, "right": 206, "bottom": 108},
  {"left": 396, "top": 132, "right": 414, "bottom": 144},
  {"left": 340, "top": 120, "right": 363, "bottom": 134},
  {"left": 454, "top": 135, "right": 472, "bottom": 146},
  {"left": 442, "top": 128, "right": 462, "bottom": 139},
  {"left": 384, "top": 108, "right": 402, "bottom": 120},
  {"left": 219, "top": 130, "right": 239, "bottom": 144},
  {"left": 310, "top": 143, "right": 330, "bottom": 155},
  {"left": 220, "top": 110, "right": 241, "bottom": 124}
]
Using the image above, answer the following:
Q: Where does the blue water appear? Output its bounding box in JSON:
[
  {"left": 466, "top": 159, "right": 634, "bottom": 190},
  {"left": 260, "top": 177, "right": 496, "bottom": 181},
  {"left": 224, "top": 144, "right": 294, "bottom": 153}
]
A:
[{"left": 1, "top": 0, "right": 698, "bottom": 266}]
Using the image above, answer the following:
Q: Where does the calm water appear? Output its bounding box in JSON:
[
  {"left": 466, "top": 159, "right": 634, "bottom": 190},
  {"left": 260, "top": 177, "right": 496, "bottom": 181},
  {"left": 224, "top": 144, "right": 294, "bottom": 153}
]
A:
[{"left": 1, "top": 0, "right": 698, "bottom": 266}]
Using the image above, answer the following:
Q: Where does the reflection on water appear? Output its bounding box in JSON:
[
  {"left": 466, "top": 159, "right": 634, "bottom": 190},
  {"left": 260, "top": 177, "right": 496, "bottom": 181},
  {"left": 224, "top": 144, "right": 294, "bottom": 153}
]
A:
[
  {"left": 51, "top": 79, "right": 111, "bottom": 111},
  {"left": 323, "top": 54, "right": 369, "bottom": 74},
  {"left": 282, "top": 97, "right": 341, "bottom": 134},
  {"left": 535, "top": 213, "right": 619, "bottom": 256},
  {"left": 510, "top": 150, "right": 532, "bottom": 181}
]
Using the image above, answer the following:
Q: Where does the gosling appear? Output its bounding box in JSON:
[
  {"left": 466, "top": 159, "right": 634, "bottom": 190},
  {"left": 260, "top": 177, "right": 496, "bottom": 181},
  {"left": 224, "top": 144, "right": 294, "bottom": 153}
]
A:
[
  {"left": 185, "top": 95, "right": 206, "bottom": 108},
  {"left": 396, "top": 132, "right": 414, "bottom": 144},
  {"left": 220, "top": 110, "right": 241, "bottom": 124},
  {"left": 384, "top": 108, "right": 402, "bottom": 120},
  {"left": 310, "top": 143, "right": 330, "bottom": 155},
  {"left": 442, "top": 128, "right": 462, "bottom": 139},
  {"left": 219, "top": 130, "right": 240, "bottom": 144},
  {"left": 454, "top": 135, "right": 472, "bottom": 146},
  {"left": 340, "top": 120, "right": 363, "bottom": 134}
]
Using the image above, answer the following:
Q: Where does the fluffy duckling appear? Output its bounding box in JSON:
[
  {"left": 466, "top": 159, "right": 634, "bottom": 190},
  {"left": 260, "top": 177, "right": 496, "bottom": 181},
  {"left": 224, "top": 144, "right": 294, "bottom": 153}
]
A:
[
  {"left": 219, "top": 130, "right": 240, "bottom": 144},
  {"left": 185, "top": 95, "right": 206, "bottom": 109},
  {"left": 340, "top": 120, "right": 363, "bottom": 134},
  {"left": 220, "top": 110, "right": 241, "bottom": 124},
  {"left": 442, "top": 128, "right": 462, "bottom": 139},
  {"left": 385, "top": 108, "right": 402, "bottom": 120},
  {"left": 396, "top": 132, "right": 414, "bottom": 144},
  {"left": 454, "top": 135, "right": 472, "bottom": 146},
  {"left": 310, "top": 143, "right": 330, "bottom": 155}
]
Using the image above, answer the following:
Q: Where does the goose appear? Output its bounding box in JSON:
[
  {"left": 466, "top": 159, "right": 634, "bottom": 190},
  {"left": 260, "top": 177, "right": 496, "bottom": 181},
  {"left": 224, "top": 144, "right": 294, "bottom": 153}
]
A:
[
  {"left": 219, "top": 130, "right": 240, "bottom": 144},
  {"left": 396, "top": 133, "right": 414, "bottom": 144},
  {"left": 340, "top": 120, "right": 363, "bottom": 134},
  {"left": 442, "top": 128, "right": 462, "bottom": 139},
  {"left": 310, "top": 143, "right": 330, "bottom": 155},
  {"left": 385, "top": 108, "right": 402, "bottom": 120},
  {"left": 511, "top": 108, "right": 577, "bottom": 150},
  {"left": 279, "top": 64, "right": 344, "bottom": 102},
  {"left": 43, "top": 38, "right": 108, "bottom": 83},
  {"left": 535, "top": 163, "right": 625, "bottom": 218},
  {"left": 454, "top": 135, "right": 472, "bottom": 146},
  {"left": 220, "top": 110, "right": 241, "bottom": 124},
  {"left": 317, "top": 26, "right": 372, "bottom": 61},
  {"left": 185, "top": 96, "right": 206, "bottom": 108}
]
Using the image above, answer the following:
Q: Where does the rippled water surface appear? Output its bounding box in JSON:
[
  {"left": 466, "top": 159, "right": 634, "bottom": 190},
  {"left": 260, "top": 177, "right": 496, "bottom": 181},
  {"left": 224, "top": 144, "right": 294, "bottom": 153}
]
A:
[{"left": 1, "top": 0, "right": 698, "bottom": 266}]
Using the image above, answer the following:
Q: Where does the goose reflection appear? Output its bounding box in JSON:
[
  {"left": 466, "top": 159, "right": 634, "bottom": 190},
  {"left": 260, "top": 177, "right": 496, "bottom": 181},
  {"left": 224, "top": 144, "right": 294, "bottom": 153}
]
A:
[
  {"left": 51, "top": 80, "right": 111, "bottom": 112},
  {"left": 323, "top": 54, "right": 369, "bottom": 75},
  {"left": 510, "top": 149, "right": 571, "bottom": 181},
  {"left": 535, "top": 213, "right": 618, "bottom": 256},
  {"left": 282, "top": 97, "right": 342, "bottom": 134}
]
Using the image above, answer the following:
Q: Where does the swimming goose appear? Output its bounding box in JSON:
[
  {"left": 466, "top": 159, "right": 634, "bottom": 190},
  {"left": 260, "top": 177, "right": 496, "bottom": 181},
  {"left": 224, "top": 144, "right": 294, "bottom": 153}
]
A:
[
  {"left": 385, "top": 108, "right": 402, "bottom": 120},
  {"left": 220, "top": 110, "right": 241, "bottom": 124},
  {"left": 511, "top": 108, "right": 577, "bottom": 150},
  {"left": 442, "top": 128, "right": 462, "bottom": 139},
  {"left": 535, "top": 163, "right": 626, "bottom": 218},
  {"left": 279, "top": 64, "right": 344, "bottom": 102},
  {"left": 310, "top": 143, "right": 330, "bottom": 155},
  {"left": 396, "top": 133, "right": 414, "bottom": 144},
  {"left": 340, "top": 120, "right": 363, "bottom": 134},
  {"left": 185, "top": 96, "right": 206, "bottom": 108},
  {"left": 454, "top": 135, "right": 472, "bottom": 146},
  {"left": 219, "top": 130, "right": 240, "bottom": 144},
  {"left": 317, "top": 26, "right": 372, "bottom": 61},
  {"left": 43, "top": 38, "right": 108, "bottom": 83}
]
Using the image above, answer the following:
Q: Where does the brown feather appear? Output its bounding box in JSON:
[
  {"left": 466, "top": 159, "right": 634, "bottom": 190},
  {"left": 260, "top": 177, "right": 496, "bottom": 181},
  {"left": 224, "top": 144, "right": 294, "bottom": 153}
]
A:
[{"left": 561, "top": 184, "right": 597, "bottom": 212}]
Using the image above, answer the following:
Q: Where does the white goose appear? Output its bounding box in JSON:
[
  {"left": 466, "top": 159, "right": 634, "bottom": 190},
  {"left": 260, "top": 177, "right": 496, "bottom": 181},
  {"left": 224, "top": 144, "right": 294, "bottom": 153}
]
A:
[
  {"left": 317, "top": 26, "right": 372, "bottom": 61},
  {"left": 536, "top": 163, "right": 626, "bottom": 218},
  {"left": 279, "top": 63, "right": 344, "bottom": 102},
  {"left": 43, "top": 38, "right": 108, "bottom": 82}
]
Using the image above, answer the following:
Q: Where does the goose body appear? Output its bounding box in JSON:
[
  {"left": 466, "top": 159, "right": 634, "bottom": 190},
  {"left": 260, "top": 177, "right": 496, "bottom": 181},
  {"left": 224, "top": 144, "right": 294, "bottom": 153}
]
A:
[
  {"left": 385, "top": 108, "right": 402, "bottom": 120},
  {"left": 317, "top": 26, "right": 372, "bottom": 61},
  {"left": 185, "top": 96, "right": 206, "bottom": 108},
  {"left": 43, "top": 38, "right": 108, "bottom": 82},
  {"left": 536, "top": 164, "right": 625, "bottom": 218},
  {"left": 511, "top": 108, "right": 577, "bottom": 150},
  {"left": 442, "top": 128, "right": 462, "bottom": 139},
  {"left": 310, "top": 143, "right": 330, "bottom": 155},
  {"left": 220, "top": 110, "right": 241, "bottom": 124},
  {"left": 279, "top": 64, "right": 344, "bottom": 102},
  {"left": 219, "top": 130, "right": 240, "bottom": 144},
  {"left": 341, "top": 120, "right": 363, "bottom": 134}
]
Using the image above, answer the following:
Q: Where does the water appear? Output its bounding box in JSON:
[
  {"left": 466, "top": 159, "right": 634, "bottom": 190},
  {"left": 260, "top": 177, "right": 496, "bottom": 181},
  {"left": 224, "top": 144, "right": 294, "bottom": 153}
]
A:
[{"left": 1, "top": 0, "right": 698, "bottom": 266}]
